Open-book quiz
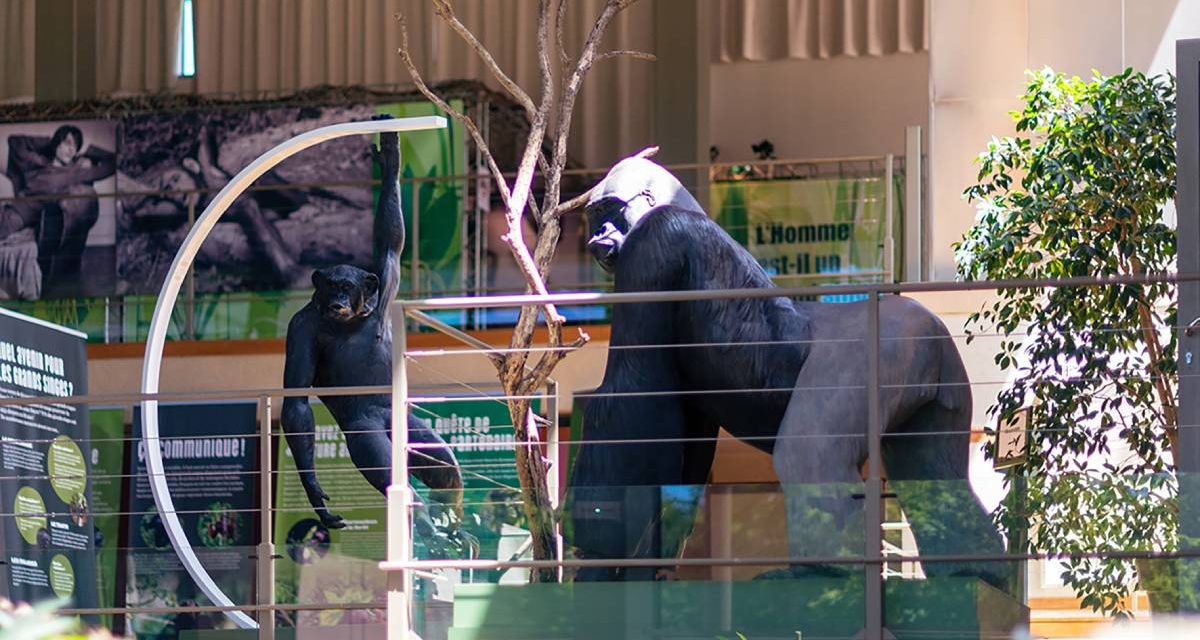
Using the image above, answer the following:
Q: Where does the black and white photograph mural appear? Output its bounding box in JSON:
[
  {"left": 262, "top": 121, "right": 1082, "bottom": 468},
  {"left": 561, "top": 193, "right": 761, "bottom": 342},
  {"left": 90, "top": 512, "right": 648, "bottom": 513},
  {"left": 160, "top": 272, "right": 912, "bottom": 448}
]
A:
[
  {"left": 0, "top": 120, "right": 118, "bottom": 300},
  {"left": 116, "top": 104, "right": 380, "bottom": 295}
]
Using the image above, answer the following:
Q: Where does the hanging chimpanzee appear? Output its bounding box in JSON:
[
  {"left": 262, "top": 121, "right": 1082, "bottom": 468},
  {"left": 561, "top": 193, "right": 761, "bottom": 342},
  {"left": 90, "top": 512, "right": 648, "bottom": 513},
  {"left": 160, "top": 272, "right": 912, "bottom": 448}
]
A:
[
  {"left": 281, "top": 116, "right": 464, "bottom": 537},
  {"left": 569, "top": 157, "right": 1010, "bottom": 591}
]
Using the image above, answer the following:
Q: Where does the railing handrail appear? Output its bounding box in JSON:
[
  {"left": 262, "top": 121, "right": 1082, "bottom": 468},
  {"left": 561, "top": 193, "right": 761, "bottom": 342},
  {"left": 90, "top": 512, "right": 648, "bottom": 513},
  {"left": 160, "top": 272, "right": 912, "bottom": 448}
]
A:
[{"left": 395, "top": 271, "right": 1196, "bottom": 312}]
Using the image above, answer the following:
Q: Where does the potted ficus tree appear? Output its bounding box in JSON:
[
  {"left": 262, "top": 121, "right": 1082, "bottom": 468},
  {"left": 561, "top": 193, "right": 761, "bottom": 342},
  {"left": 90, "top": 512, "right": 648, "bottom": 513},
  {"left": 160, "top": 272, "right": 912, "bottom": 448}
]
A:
[{"left": 955, "top": 67, "right": 1190, "bottom": 616}]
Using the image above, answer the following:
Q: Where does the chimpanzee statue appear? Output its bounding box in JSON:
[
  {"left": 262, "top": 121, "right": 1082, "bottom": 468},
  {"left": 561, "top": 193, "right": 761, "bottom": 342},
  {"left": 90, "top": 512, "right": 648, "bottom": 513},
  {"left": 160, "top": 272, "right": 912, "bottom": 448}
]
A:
[{"left": 281, "top": 116, "right": 464, "bottom": 541}]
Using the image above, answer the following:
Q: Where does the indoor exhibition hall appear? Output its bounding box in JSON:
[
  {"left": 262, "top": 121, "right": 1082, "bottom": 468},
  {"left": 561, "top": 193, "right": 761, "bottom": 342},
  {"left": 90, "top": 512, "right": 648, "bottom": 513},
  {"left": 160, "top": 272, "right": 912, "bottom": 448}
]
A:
[{"left": 2, "top": 2, "right": 1200, "bottom": 640}]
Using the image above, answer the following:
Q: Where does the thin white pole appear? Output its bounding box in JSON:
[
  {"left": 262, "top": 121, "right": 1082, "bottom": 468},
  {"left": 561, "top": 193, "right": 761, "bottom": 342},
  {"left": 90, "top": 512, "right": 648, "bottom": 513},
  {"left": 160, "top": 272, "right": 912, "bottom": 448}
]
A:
[
  {"left": 256, "top": 396, "right": 275, "bottom": 640},
  {"left": 388, "top": 301, "right": 413, "bottom": 640}
]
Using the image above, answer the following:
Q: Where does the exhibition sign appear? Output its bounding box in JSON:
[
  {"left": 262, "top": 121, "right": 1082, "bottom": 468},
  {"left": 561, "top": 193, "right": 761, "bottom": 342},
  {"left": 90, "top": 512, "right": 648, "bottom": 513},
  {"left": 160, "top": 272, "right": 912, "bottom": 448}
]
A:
[
  {"left": 127, "top": 402, "right": 258, "bottom": 640},
  {"left": 710, "top": 175, "right": 900, "bottom": 292},
  {"left": 0, "top": 307, "right": 95, "bottom": 610},
  {"left": 273, "top": 397, "right": 523, "bottom": 627},
  {"left": 88, "top": 407, "right": 127, "bottom": 630}
]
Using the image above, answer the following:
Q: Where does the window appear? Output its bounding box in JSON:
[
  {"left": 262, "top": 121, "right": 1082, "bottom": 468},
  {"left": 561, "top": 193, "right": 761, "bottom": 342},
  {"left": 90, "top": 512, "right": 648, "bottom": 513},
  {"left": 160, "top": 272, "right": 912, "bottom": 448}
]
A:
[{"left": 176, "top": 0, "right": 196, "bottom": 77}]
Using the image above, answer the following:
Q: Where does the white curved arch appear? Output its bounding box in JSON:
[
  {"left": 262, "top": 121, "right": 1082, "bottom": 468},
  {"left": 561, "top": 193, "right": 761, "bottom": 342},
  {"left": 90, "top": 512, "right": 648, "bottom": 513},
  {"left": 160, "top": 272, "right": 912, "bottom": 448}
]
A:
[{"left": 139, "top": 116, "right": 447, "bottom": 629}]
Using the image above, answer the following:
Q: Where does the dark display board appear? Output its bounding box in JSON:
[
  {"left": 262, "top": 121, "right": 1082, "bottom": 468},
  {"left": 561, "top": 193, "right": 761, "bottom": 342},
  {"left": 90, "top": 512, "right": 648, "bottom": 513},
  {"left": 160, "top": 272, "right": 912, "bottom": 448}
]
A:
[
  {"left": 0, "top": 307, "right": 95, "bottom": 610},
  {"left": 127, "top": 402, "right": 258, "bottom": 639}
]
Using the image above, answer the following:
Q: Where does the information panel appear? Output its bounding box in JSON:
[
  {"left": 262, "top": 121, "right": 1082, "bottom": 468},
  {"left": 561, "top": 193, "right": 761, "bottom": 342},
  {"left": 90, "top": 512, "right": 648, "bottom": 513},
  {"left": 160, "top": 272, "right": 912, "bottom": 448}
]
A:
[
  {"left": 0, "top": 307, "right": 95, "bottom": 610},
  {"left": 127, "top": 402, "right": 258, "bottom": 640}
]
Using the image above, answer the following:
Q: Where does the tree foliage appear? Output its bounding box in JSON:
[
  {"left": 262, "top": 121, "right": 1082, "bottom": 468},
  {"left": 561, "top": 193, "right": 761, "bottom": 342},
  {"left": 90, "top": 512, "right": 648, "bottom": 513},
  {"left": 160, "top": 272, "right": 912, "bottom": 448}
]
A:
[{"left": 956, "top": 68, "right": 1178, "bottom": 615}]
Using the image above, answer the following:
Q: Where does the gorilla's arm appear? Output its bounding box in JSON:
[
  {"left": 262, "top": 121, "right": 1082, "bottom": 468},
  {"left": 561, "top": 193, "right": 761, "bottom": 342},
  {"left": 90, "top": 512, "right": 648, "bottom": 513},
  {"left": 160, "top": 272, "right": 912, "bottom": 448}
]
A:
[
  {"left": 281, "top": 305, "right": 344, "bottom": 528},
  {"left": 571, "top": 209, "right": 709, "bottom": 579},
  {"left": 371, "top": 125, "right": 405, "bottom": 333}
]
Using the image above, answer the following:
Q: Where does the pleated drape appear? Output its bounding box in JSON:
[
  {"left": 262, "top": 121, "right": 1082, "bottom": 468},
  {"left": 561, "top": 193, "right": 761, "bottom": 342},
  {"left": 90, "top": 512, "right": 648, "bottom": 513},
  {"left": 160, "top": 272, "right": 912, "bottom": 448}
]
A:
[
  {"left": 95, "top": 0, "right": 183, "bottom": 96},
  {"left": 715, "top": 0, "right": 928, "bottom": 62},
  {"left": 182, "top": 0, "right": 654, "bottom": 167},
  {"left": 0, "top": 0, "right": 36, "bottom": 103}
]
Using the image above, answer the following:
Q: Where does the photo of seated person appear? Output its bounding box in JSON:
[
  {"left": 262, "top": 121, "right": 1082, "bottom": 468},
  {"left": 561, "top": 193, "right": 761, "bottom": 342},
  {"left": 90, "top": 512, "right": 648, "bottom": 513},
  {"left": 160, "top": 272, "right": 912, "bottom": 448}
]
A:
[{"left": 0, "top": 122, "right": 117, "bottom": 299}]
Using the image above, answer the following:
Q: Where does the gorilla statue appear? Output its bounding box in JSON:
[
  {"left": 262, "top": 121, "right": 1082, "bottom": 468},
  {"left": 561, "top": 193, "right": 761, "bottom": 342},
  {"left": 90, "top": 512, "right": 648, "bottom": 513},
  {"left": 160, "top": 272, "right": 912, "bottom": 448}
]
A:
[{"left": 568, "top": 157, "right": 1010, "bottom": 590}]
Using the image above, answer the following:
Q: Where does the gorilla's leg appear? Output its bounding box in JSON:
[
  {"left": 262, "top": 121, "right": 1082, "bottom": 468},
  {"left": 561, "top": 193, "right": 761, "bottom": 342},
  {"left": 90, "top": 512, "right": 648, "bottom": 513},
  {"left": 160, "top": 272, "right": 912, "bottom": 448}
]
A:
[
  {"left": 882, "top": 401, "right": 1013, "bottom": 592},
  {"left": 570, "top": 391, "right": 691, "bottom": 582},
  {"left": 342, "top": 420, "right": 391, "bottom": 494},
  {"left": 773, "top": 430, "right": 867, "bottom": 579}
]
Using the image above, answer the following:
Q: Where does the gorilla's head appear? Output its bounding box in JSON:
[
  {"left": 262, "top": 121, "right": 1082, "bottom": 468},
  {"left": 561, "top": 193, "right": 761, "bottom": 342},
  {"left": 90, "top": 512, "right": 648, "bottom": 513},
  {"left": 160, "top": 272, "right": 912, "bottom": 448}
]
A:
[
  {"left": 312, "top": 265, "right": 379, "bottom": 322},
  {"left": 584, "top": 157, "right": 703, "bottom": 273}
]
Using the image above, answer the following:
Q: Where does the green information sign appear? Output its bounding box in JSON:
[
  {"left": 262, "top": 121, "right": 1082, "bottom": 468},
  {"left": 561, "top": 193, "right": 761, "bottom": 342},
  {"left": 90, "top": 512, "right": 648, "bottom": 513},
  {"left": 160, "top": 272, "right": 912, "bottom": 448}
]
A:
[
  {"left": 88, "top": 407, "right": 127, "bottom": 631},
  {"left": 273, "top": 397, "right": 532, "bottom": 629}
]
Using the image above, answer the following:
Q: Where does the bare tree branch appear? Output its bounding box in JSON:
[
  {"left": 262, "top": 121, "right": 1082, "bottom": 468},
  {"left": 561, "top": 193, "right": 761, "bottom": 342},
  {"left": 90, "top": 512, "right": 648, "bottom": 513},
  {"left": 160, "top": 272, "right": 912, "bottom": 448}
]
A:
[
  {"left": 395, "top": 12, "right": 512, "bottom": 211},
  {"left": 433, "top": 0, "right": 554, "bottom": 181},
  {"left": 500, "top": 0, "right": 567, "bottom": 385},
  {"left": 595, "top": 49, "right": 657, "bottom": 63},
  {"left": 556, "top": 0, "right": 571, "bottom": 67},
  {"left": 432, "top": 0, "right": 537, "bottom": 122},
  {"left": 407, "top": 0, "right": 648, "bottom": 581},
  {"left": 541, "top": 0, "right": 643, "bottom": 242},
  {"left": 548, "top": 146, "right": 659, "bottom": 219}
]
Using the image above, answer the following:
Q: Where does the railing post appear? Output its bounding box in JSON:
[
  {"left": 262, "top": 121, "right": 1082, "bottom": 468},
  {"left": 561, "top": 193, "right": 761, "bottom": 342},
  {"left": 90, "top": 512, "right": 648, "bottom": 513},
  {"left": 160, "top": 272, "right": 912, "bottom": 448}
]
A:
[
  {"left": 256, "top": 395, "right": 276, "bottom": 640},
  {"left": 904, "top": 126, "right": 924, "bottom": 282},
  {"left": 884, "top": 154, "right": 895, "bottom": 283},
  {"left": 388, "top": 301, "right": 413, "bottom": 639},
  {"left": 865, "top": 290, "right": 884, "bottom": 639},
  {"left": 411, "top": 181, "right": 421, "bottom": 297},
  {"left": 545, "top": 381, "right": 563, "bottom": 582}
]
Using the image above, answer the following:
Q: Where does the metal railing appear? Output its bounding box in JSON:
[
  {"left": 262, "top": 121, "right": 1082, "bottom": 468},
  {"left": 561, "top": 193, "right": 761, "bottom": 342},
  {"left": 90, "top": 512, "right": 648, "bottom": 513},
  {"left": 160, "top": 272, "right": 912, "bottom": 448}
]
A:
[
  {"left": 382, "top": 271, "right": 1200, "bottom": 640},
  {"left": 0, "top": 272, "right": 1196, "bottom": 638}
]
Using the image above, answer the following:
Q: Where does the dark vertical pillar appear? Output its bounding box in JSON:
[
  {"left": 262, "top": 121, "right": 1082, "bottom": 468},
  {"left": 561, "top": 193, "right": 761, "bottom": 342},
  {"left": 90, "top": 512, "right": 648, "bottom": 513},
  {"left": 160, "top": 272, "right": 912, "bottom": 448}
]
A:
[
  {"left": 1176, "top": 38, "right": 1200, "bottom": 613},
  {"left": 34, "top": 0, "right": 96, "bottom": 102},
  {"left": 653, "top": 0, "right": 711, "bottom": 208}
]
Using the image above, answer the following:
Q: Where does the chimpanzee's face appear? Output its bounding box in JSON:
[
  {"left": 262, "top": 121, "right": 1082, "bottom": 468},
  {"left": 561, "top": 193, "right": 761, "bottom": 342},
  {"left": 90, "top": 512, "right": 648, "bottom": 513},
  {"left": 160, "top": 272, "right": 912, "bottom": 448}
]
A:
[
  {"left": 585, "top": 198, "right": 631, "bottom": 274},
  {"left": 312, "top": 266, "right": 379, "bottom": 322}
]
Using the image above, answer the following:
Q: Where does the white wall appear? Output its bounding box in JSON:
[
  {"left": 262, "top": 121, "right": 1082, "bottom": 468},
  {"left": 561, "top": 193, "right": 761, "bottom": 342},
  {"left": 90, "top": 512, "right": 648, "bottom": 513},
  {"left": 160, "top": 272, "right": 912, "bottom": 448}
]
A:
[
  {"left": 927, "top": 0, "right": 1200, "bottom": 282},
  {"left": 708, "top": 52, "right": 929, "bottom": 162}
]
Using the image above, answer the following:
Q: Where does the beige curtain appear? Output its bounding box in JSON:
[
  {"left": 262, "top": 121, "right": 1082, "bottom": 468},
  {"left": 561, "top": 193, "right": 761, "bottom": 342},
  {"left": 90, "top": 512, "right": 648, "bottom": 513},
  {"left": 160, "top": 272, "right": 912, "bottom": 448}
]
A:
[
  {"left": 181, "top": 0, "right": 653, "bottom": 167},
  {"left": 715, "top": 0, "right": 928, "bottom": 62},
  {"left": 0, "top": 0, "right": 36, "bottom": 103},
  {"left": 95, "top": 0, "right": 183, "bottom": 96},
  {"left": 424, "top": 0, "right": 655, "bottom": 167}
]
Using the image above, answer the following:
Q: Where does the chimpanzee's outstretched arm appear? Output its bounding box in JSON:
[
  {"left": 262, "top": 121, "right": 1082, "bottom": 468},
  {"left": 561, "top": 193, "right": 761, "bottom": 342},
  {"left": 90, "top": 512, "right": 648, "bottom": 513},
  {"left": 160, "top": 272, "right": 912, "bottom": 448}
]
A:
[
  {"left": 370, "top": 117, "right": 404, "bottom": 335},
  {"left": 281, "top": 304, "right": 345, "bottom": 529}
]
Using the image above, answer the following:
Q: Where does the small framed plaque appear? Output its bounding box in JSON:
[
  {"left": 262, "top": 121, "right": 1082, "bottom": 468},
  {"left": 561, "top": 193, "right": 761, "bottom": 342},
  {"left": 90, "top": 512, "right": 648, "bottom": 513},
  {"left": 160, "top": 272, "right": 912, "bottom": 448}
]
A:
[{"left": 993, "top": 407, "right": 1030, "bottom": 470}]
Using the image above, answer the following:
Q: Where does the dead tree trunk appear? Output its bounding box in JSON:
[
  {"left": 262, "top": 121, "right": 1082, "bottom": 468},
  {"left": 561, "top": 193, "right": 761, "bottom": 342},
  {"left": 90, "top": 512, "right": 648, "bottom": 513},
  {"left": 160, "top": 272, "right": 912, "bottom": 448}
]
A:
[{"left": 397, "top": 0, "right": 654, "bottom": 582}]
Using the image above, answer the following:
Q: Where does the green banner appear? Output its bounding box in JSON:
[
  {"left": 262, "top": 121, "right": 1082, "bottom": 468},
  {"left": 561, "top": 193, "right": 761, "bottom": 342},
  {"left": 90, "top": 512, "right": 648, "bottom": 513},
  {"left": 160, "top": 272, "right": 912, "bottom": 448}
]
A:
[
  {"left": 710, "top": 176, "right": 901, "bottom": 292},
  {"left": 377, "top": 100, "right": 467, "bottom": 301},
  {"left": 88, "top": 407, "right": 127, "bottom": 631}
]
